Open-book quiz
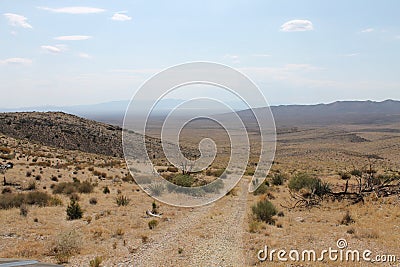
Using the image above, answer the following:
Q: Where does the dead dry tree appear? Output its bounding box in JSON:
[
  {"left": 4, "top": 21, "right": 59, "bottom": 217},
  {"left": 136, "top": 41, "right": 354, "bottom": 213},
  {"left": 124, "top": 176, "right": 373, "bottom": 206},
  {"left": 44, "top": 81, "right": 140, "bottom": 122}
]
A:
[
  {"left": 281, "top": 189, "right": 323, "bottom": 210},
  {"left": 1, "top": 162, "right": 14, "bottom": 186},
  {"left": 282, "top": 160, "right": 400, "bottom": 210}
]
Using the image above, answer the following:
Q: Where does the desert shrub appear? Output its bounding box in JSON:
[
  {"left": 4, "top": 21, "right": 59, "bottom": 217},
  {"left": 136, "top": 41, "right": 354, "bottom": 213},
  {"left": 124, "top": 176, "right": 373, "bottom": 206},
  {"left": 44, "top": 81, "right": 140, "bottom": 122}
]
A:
[
  {"left": 272, "top": 173, "right": 286, "bottom": 186},
  {"left": 148, "top": 183, "right": 165, "bottom": 196},
  {"left": 148, "top": 219, "right": 158, "bottom": 229},
  {"left": 26, "top": 171, "right": 32, "bottom": 177},
  {"left": 20, "top": 204, "right": 29, "bottom": 217},
  {"left": 206, "top": 169, "right": 225, "bottom": 177},
  {"left": 288, "top": 173, "right": 317, "bottom": 191},
  {"left": 116, "top": 195, "right": 130, "bottom": 206},
  {"left": 35, "top": 175, "right": 42, "bottom": 181},
  {"left": 141, "top": 235, "right": 149, "bottom": 243},
  {"left": 248, "top": 217, "right": 261, "bottom": 233},
  {"left": 122, "top": 173, "right": 135, "bottom": 183},
  {"left": 103, "top": 186, "right": 110, "bottom": 194},
  {"left": 113, "top": 228, "right": 125, "bottom": 238},
  {"left": 66, "top": 200, "right": 83, "bottom": 220},
  {"left": 53, "top": 182, "right": 76, "bottom": 195},
  {"left": 312, "top": 179, "right": 331, "bottom": 197},
  {"left": 69, "top": 193, "right": 80, "bottom": 202},
  {"left": 52, "top": 180, "right": 94, "bottom": 195},
  {"left": 253, "top": 182, "right": 269, "bottom": 195},
  {"left": 52, "top": 230, "right": 81, "bottom": 264},
  {"left": 1, "top": 187, "right": 12, "bottom": 194},
  {"left": 350, "top": 169, "right": 362, "bottom": 177},
  {"left": 171, "top": 174, "right": 194, "bottom": 187},
  {"left": 27, "top": 181, "right": 36, "bottom": 191},
  {"left": 78, "top": 180, "right": 94, "bottom": 193},
  {"left": 89, "top": 256, "right": 102, "bottom": 267},
  {"left": 3, "top": 191, "right": 42, "bottom": 208},
  {"left": 245, "top": 167, "right": 255, "bottom": 176},
  {"left": 0, "top": 146, "right": 11, "bottom": 154},
  {"left": 252, "top": 199, "right": 277, "bottom": 225},
  {"left": 48, "top": 196, "right": 63, "bottom": 206},
  {"left": 89, "top": 197, "right": 98, "bottom": 205},
  {"left": 51, "top": 176, "right": 59, "bottom": 182},
  {"left": 340, "top": 211, "right": 355, "bottom": 225}
]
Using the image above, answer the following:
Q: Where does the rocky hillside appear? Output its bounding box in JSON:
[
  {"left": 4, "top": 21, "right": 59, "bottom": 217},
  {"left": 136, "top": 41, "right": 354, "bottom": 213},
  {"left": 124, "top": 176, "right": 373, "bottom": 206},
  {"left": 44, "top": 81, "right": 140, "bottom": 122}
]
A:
[{"left": 0, "top": 112, "right": 124, "bottom": 157}]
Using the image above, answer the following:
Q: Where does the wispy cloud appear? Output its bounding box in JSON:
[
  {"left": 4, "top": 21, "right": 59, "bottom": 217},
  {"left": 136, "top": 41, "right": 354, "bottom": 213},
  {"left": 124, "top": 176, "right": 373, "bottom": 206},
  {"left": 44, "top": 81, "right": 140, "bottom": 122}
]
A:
[
  {"left": 111, "top": 12, "right": 132, "bottom": 21},
  {"left": 4, "top": 13, "right": 33, "bottom": 29},
  {"left": 78, "top": 53, "right": 91, "bottom": 59},
  {"left": 344, "top": 53, "right": 359, "bottom": 57},
  {"left": 54, "top": 35, "right": 92, "bottom": 41},
  {"left": 0, "top": 57, "right": 32, "bottom": 65},
  {"left": 41, "top": 45, "right": 67, "bottom": 54},
  {"left": 280, "top": 20, "right": 313, "bottom": 32},
  {"left": 361, "top": 28, "right": 374, "bottom": 33},
  {"left": 38, "top": 6, "right": 105, "bottom": 14}
]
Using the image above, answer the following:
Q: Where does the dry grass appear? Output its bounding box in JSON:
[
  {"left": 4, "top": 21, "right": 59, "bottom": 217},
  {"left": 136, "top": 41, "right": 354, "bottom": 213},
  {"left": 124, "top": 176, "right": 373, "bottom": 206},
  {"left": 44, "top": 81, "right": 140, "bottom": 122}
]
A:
[{"left": 1, "top": 121, "right": 400, "bottom": 266}]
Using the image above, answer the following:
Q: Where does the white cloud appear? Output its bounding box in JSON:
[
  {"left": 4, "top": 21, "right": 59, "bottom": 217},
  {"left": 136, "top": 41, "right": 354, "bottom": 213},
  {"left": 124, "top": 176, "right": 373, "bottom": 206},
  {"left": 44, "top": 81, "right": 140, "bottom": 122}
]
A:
[
  {"left": 38, "top": 6, "right": 105, "bottom": 14},
  {"left": 40, "top": 45, "right": 68, "bottom": 54},
  {"left": 4, "top": 13, "right": 33, "bottom": 29},
  {"left": 54, "top": 35, "right": 92, "bottom": 41},
  {"left": 361, "top": 28, "right": 374, "bottom": 33},
  {"left": 280, "top": 19, "right": 313, "bottom": 32},
  {"left": 0, "top": 58, "right": 32, "bottom": 65},
  {"left": 78, "top": 53, "right": 91, "bottom": 59},
  {"left": 41, "top": 45, "right": 62, "bottom": 54},
  {"left": 111, "top": 12, "right": 132, "bottom": 21}
]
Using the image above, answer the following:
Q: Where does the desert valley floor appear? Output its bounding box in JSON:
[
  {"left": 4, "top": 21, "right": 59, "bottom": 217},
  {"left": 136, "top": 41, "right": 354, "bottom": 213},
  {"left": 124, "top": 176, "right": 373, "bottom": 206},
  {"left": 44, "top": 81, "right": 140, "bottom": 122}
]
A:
[{"left": 0, "top": 112, "right": 400, "bottom": 266}]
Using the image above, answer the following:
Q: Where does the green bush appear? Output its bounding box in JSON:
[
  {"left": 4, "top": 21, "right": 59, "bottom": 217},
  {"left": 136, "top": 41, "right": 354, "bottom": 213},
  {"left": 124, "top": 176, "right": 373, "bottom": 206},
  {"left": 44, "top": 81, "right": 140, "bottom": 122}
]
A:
[
  {"left": 89, "top": 256, "right": 102, "bottom": 267},
  {"left": 116, "top": 195, "right": 130, "bottom": 206},
  {"left": 288, "top": 173, "right": 330, "bottom": 196},
  {"left": 103, "top": 186, "right": 110, "bottom": 194},
  {"left": 251, "top": 199, "right": 277, "bottom": 225},
  {"left": 171, "top": 174, "right": 194, "bottom": 187},
  {"left": 253, "top": 182, "right": 269, "bottom": 195},
  {"left": 312, "top": 179, "right": 331, "bottom": 197},
  {"left": 66, "top": 200, "right": 83, "bottom": 220},
  {"left": 288, "top": 173, "right": 318, "bottom": 191},
  {"left": 148, "top": 219, "right": 158, "bottom": 229},
  {"left": 271, "top": 174, "right": 285, "bottom": 186}
]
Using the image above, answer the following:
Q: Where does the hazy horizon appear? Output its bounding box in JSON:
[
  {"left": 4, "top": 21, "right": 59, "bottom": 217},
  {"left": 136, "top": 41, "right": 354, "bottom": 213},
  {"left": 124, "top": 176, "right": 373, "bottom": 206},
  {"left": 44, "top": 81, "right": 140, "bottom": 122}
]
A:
[{"left": 1, "top": 1, "right": 399, "bottom": 109}]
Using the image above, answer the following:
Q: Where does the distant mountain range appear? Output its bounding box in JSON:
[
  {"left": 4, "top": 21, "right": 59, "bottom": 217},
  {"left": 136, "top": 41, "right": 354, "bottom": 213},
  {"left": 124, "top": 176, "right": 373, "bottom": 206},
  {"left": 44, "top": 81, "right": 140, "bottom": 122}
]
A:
[{"left": 1, "top": 99, "right": 400, "bottom": 126}]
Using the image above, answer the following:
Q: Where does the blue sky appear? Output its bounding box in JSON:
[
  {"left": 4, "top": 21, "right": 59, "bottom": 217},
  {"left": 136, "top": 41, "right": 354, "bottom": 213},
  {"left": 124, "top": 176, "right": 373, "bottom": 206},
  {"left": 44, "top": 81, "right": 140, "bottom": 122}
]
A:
[{"left": 1, "top": 0, "right": 399, "bottom": 108}]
